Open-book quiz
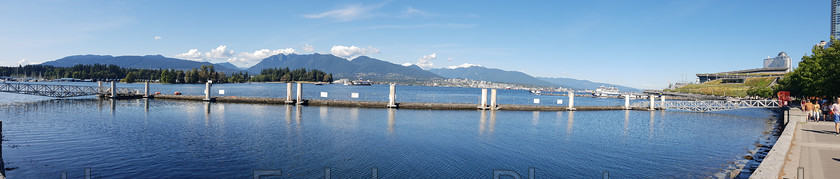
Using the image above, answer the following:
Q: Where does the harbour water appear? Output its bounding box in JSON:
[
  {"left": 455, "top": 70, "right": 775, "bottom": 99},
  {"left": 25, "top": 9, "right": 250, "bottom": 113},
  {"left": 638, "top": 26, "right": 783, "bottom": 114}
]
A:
[{"left": 0, "top": 84, "right": 777, "bottom": 178}]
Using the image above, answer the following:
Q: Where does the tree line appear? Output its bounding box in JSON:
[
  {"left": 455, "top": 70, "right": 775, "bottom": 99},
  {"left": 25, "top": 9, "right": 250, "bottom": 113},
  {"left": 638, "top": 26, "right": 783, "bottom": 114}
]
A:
[
  {"left": 0, "top": 64, "right": 332, "bottom": 84},
  {"left": 776, "top": 37, "right": 840, "bottom": 98},
  {"left": 250, "top": 67, "right": 332, "bottom": 82}
]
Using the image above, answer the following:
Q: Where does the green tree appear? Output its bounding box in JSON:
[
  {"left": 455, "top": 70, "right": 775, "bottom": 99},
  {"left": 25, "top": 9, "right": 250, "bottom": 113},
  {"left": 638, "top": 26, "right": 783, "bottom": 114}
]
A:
[
  {"left": 123, "top": 71, "right": 137, "bottom": 83},
  {"left": 777, "top": 37, "right": 840, "bottom": 97}
]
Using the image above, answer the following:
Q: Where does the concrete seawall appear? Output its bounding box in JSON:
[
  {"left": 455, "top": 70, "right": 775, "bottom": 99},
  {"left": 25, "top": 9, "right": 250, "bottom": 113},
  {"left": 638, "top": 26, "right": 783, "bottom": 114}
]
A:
[
  {"left": 750, "top": 108, "right": 801, "bottom": 178},
  {"left": 151, "top": 95, "right": 655, "bottom": 111}
]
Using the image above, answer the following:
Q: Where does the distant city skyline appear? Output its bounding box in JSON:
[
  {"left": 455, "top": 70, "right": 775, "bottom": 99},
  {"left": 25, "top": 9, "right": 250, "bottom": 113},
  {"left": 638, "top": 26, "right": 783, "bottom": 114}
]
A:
[{"left": 0, "top": 0, "right": 829, "bottom": 89}]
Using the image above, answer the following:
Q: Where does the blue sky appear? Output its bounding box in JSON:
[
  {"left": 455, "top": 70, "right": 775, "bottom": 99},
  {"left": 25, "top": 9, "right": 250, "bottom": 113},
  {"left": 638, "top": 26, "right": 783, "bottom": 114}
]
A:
[{"left": 0, "top": 0, "right": 828, "bottom": 89}]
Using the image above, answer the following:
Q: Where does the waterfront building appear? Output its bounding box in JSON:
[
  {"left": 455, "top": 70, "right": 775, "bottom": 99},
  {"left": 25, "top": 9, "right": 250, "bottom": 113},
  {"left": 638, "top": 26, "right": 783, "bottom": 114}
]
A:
[
  {"left": 695, "top": 52, "right": 789, "bottom": 83},
  {"left": 763, "top": 52, "right": 792, "bottom": 73}
]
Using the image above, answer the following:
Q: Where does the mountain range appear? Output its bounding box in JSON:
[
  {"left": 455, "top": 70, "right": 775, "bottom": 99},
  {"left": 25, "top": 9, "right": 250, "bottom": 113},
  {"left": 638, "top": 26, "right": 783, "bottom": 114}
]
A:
[
  {"left": 429, "top": 66, "right": 555, "bottom": 87},
  {"left": 245, "top": 54, "right": 441, "bottom": 81},
  {"left": 38, "top": 54, "right": 639, "bottom": 91},
  {"left": 537, "top": 77, "right": 640, "bottom": 92}
]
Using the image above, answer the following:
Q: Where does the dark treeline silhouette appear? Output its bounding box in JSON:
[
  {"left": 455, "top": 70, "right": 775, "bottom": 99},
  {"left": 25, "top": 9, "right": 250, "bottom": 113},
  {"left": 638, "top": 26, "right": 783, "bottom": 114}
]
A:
[
  {"left": 250, "top": 67, "right": 332, "bottom": 82},
  {"left": 0, "top": 64, "right": 331, "bottom": 83}
]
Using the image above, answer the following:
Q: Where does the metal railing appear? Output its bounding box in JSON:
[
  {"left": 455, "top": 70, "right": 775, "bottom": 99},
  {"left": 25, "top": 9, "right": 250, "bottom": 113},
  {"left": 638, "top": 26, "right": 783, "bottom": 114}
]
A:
[
  {"left": 632, "top": 100, "right": 780, "bottom": 112},
  {"left": 0, "top": 83, "right": 139, "bottom": 98}
]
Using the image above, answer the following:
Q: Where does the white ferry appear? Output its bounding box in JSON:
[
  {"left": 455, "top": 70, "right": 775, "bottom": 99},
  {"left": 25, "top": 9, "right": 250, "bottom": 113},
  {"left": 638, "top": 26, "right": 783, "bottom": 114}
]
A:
[{"left": 594, "top": 86, "right": 620, "bottom": 97}]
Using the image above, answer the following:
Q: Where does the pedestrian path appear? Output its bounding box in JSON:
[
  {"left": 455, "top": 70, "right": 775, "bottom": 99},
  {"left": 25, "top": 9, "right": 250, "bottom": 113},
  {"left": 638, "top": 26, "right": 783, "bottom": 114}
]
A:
[{"left": 781, "top": 109, "right": 840, "bottom": 179}]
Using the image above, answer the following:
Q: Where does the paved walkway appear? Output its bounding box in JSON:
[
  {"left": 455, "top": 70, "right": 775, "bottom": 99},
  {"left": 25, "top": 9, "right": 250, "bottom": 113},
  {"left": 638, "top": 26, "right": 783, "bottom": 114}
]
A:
[{"left": 781, "top": 109, "right": 840, "bottom": 179}]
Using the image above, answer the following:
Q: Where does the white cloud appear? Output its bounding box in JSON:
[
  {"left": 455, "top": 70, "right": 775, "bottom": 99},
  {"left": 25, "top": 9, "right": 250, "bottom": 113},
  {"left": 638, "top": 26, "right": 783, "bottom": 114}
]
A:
[
  {"left": 302, "top": 44, "right": 315, "bottom": 52},
  {"left": 18, "top": 59, "right": 27, "bottom": 65},
  {"left": 154, "top": 36, "right": 162, "bottom": 40},
  {"left": 447, "top": 57, "right": 453, "bottom": 61},
  {"left": 303, "top": 2, "right": 386, "bottom": 21},
  {"left": 175, "top": 49, "right": 203, "bottom": 61},
  {"left": 205, "top": 45, "right": 235, "bottom": 60},
  {"left": 330, "top": 45, "right": 380, "bottom": 59},
  {"left": 416, "top": 53, "right": 436, "bottom": 69},
  {"left": 231, "top": 48, "right": 295, "bottom": 63},
  {"left": 403, "top": 7, "right": 430, "bottom": 17},
  {"left": 401, "top": 63, "right": 413, "bottom": 66},
  {"left": 175, "top": 46, "right": 299, "bottom": 67},
  {"left": 447, "top": 63, "right": 481, "bottom": 69}
]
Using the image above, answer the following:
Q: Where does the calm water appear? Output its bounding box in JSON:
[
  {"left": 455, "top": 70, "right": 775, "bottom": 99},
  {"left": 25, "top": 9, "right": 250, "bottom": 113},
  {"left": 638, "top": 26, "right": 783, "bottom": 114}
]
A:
[{"left": 0, "top": 85, "right": 776, "bottom": 178}]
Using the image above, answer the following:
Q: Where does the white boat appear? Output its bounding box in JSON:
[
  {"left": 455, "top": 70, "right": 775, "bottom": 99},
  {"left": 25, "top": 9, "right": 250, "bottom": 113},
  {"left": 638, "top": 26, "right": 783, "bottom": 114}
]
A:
[
  {"left": 594, "top": 86, "right": 620, "bottom": 97},
  {"left": 349, "top": 80, "right": 372, "bottom": 86},
  {"left": 530, "top": 90, "right": 541, "bottom": 95}
]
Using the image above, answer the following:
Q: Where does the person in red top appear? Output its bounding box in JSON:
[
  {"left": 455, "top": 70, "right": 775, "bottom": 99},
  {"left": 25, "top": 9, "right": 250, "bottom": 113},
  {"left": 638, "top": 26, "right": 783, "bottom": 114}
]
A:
[{"left": 831, "top": 98, "right": 840, "bottom": 135}]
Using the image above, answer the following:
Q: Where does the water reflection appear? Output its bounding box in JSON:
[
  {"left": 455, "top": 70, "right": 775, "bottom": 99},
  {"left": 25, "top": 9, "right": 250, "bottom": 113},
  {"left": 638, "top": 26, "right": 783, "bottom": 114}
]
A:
[
  {"left": 387, "top": 108, "right": 396, "bottom": 135},
  {"left": 350, "top": 107, "right": 359, "bottom": 121},
  {"left": 623, "top": 110, "right": 630, "bottom": 143},
  {"left": 532, "top": 111, "right": 540, "bottom": 126},
  {"left": 285, "top": 105, "right": 292, "bottom": 126},
  {"left": 144, "top": 98, "right": 149, "bottom": 125},
  {"left": 489, "top": 110, "right": 497, "bottom": 135},
  {"left": 110, "top": 99, "right": 116, "bottom": 116},
  {"left": 660, "top": 110, "right": 667, "bottom": 132},
  {"left": 649, "top": 111, "right": 655, "bottom": 139},
  {"left": 295, "top": 105, "right": 302, "bottom": 131},
  {"left": 479, "top": 110, "right": 487, "bottom": 135},
  {"left": 204, "top": 102, "right": 211, "bottom": 127},
  {"left": 144, "top": 98, "right": 149, "bottom": 113},
  {"left": 319, "top": 106, "right": 328, "bottom": 120},
  {"left": 555, "top": 111, "right": 563, "bottom": 134},
  {"left": 566, "top": 111, "right": 575, "bottom": 141},
  {"left": 97, "top": 98, "right": 103, "bottom": 113}
]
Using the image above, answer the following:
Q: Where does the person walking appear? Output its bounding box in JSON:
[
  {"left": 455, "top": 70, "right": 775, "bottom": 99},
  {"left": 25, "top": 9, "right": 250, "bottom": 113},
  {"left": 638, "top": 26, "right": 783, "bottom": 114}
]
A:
[
  {"left": 832, "top": 98, "right": 840, "bottom": 135},
  {"left": 814, "top": 100, "right": 822, "bottom": 121},
  {"left": 804, "top": 99, "right": 815, "bottom": 121}
]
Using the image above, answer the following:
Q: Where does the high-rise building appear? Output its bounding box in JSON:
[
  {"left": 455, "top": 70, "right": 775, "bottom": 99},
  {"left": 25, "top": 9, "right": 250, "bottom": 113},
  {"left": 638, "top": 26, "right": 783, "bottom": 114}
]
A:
[{"left": 833, "top": 0, "right": 840, "bottom": 37}]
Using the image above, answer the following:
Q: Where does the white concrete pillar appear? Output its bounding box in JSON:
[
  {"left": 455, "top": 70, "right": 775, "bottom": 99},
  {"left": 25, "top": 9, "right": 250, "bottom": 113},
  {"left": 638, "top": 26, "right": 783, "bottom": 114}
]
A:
[
  {"left": 296, "top": 82, "right": 303, "bottom": 104},
  {"left": 387, "top": 84, "right": 397, "bottom": 108},
  {"left": 625, "top": 95, "right": 630, "bottom": 109},
  {"left": 568, "top": 91, "right": 575, "bottom": 110},
  {"left": 660, "top": 95, "right": 665, "bottom": 109},
  {"left": 110, "top": 81, "right": 116, "bottom": 98},
  {"left": 204, "top": 81, "right": 212, "bottom": 101},
  {"left": 144, "top": 81, "right": 149, "bottom": 98},
  {"left": 490, "top": 89, "right": 497, "bottom": 110},
  {"left": 649, "top": 95, "right": 655, "bottom": 110},
  {"left": 98, "top": 81, "right": 103, "bottom": 88},
  {"left": 480, "top": 89, "right": 488, "bottom": 109},
  {"left": 285, "top": 83, "right": 294, "bottom": 103}
]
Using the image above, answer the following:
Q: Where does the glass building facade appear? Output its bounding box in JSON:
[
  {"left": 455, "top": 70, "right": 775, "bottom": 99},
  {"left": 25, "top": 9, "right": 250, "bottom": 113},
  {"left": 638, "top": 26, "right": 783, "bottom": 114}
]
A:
[{"left": 833, "top": 0, "right": 840, "bottom": 37}]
